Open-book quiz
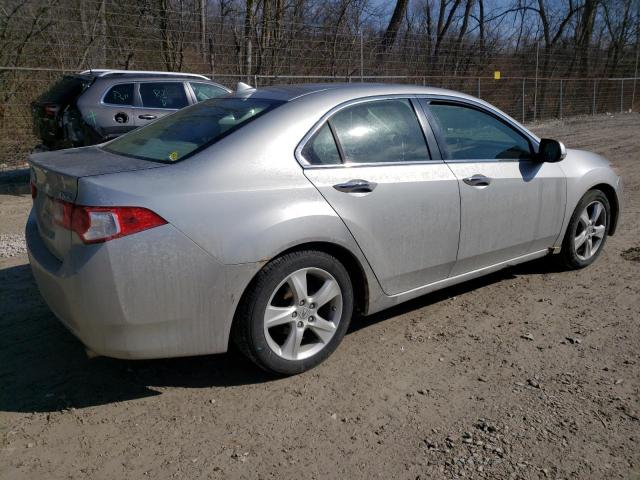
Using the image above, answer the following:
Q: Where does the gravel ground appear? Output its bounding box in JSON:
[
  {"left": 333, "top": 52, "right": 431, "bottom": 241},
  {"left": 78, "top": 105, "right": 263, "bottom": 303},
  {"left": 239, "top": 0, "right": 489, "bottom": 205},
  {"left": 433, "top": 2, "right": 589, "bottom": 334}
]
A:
[
  {"left": 0, "top": 113, "right": 639, "bottom": 480},
  {"left": 0, "top": 234, "right": 27, "bottom": 258}
]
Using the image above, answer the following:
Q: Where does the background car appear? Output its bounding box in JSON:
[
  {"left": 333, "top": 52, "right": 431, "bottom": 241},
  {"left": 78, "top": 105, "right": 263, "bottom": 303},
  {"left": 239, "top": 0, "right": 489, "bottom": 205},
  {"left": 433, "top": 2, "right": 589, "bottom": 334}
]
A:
[
  {"left": 31, "top": 69, "right": 231, "bottom": 150},
  {"left": 26, "top": 83, "right": 622, "bottom": 375}
]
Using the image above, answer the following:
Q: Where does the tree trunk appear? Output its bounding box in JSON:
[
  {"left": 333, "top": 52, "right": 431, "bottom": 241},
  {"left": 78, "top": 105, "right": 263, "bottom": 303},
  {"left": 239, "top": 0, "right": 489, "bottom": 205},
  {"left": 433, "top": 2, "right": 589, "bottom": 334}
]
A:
[{"left": 381, "top": 0, "right": 409, "bottom": 51}]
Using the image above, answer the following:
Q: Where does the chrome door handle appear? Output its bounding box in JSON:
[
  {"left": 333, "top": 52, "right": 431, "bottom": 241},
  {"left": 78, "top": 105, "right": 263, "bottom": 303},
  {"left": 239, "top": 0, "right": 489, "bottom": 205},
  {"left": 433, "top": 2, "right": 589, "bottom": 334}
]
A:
[
  {"left": 138, "top": 114, "right": 157, "bottom": 120},
  {"left": 333, "top": 179, "right": 377, "bottom": 193},
  {"left": 463, "top": 174, "right": 491, "bottom": 187}
]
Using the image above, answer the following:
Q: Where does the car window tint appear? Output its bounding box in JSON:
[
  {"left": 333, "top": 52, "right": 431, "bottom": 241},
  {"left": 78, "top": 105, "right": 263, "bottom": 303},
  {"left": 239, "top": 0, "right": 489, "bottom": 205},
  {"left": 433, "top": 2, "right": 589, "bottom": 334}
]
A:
[
  {"left": 301, "top": 123, "right": 341, "bottom": 165},
  {"left": 140, "top": 82, "right": 188, "bottom": 109},
  {"left": 330, "top": 99, "right": 429, "bottom": 164},
  {"left": 103, "top": 84, "right": 134, "bottom": 106},
  {"left": 427, "top": 103, "right": 532, "bottom": 160},
  {"left": 190, "top": 82, "right": 228, "bottom": 102},
  {"left": 104, "top": 97, "right": 284, "bottom": 163}
]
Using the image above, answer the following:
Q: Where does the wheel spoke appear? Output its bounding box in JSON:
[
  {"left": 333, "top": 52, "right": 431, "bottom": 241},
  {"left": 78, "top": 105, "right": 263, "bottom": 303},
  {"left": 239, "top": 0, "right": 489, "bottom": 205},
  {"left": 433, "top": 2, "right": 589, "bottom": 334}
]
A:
[
  {"left": 311, "top": 279, "right": 340, "bottom": 309},
  {"left": 592, "top": 224, "right": 606, "bottom": 239},
  {"left": 309, "top": 317, "right": 336, "bottom": 343},
  {"left": 574, "top": 230, "right": 588, "bottom": 249},
  {"left": 590, "top": 202, "right": 603, "bottom": 223},
  {"left": 264, "top": 305, "right": 295, "bottom": 328},
  {"left": 281, "top": 325, "right": 303, "bottom": 359},
  {"left": 585, "top": 237, "right": 593, "bottom": 258},
  {"left": 579, "top": 210, "right": 590, "bottom": 227},
  {"left": 288, "top": 271, "right": 308, "bottom": 303}
]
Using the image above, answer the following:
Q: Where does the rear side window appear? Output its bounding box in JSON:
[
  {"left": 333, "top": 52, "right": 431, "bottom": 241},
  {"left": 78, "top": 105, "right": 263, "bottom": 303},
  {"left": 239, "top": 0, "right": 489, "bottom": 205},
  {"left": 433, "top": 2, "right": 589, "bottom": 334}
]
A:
[
  {"left": 37, "top": 76, "right": 89, "bottom": 104},
  {"left": 330, "top": 99, "right": 430, "bottom": 164},
  {"left": 103, "top": 84, "right": 134, "bottom": 105},
  {"left": 103, "top": 97, "right": 284, "bottom": 163},
  {"left": 426, "top": 102, "right": 532, "bottom": 160},
  {"left": 301, "top": 123, "right": 341, "bottom": 165},
  {"left": 140, "top": 82, "right": 188, "bottom": 109},
  {"left": 190, "top": 82, "right": 228, "bottom": 102}
]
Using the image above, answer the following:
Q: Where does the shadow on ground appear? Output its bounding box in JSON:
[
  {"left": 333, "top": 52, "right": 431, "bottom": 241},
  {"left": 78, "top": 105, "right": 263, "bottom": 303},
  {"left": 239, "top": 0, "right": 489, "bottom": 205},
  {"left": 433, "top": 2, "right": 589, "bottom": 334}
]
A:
[{"left": 0, "top": 257, "right": 565, "bottom": 413}]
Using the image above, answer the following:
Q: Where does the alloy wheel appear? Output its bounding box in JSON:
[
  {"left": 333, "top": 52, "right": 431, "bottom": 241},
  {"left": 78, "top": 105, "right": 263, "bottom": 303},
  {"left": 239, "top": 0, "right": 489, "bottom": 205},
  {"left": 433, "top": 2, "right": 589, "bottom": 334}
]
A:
[
  {"left": 574, "top": 200, "right": 607, "bottom": 261},
  {"left": 263, "top": 267, "right": 343, "bottom": 361}
]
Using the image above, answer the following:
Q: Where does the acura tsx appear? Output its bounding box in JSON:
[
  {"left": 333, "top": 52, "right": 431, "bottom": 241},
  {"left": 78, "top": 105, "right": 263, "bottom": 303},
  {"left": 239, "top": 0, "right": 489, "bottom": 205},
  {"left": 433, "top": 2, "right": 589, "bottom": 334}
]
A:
[{"left": 26, "top": 83, "right": 622, "bottom": 374}]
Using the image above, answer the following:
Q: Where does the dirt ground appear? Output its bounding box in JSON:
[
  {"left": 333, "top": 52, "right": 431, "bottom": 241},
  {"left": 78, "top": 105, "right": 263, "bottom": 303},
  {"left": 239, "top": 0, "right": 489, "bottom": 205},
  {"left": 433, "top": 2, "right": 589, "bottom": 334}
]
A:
[{"left": 1, "top": 113, "right": 639, "bottom": 480}]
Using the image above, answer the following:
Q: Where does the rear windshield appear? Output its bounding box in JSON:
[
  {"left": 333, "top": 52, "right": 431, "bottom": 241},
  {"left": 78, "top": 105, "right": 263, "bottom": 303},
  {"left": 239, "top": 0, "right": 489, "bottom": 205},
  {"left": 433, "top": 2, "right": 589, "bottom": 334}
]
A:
[
  {"left": 37, "top": 76, "right": 91, "bottom": 104},
  {"left": 103, "top": 97, "right": 284, "bottom": 163}
]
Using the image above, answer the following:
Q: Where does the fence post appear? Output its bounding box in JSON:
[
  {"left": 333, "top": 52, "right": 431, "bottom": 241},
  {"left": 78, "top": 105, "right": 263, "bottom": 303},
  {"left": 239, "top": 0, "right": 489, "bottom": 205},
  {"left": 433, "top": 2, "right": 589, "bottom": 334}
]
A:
[
  {"left": 254, "top": 74, "right": 258, "bottom": 87},
  {"left": 477, "top": 77, "right": 481, "bottom": 98},
  {"left": 559, "top": 79, "right": 563, "bottom": 120},
  {"left": 360, "top": 30, "right": 364, "bottom": 82},
  {"left": 620, "top": 79, "right": 624, "bottom": 113},
  {"left": 632, "top": 43, "right": 639, "bottom": 111},
  {"left": 522, "top": 78, "right": 526, "bottom": 123},
  {"left": 422, "top": 76, "right": 425, "bottom": 86},
  {"left": 592, "top": 80, "right": 597, "bottom": 115},
  {"left": 533, "top": 43, "right": 539, "bottom": 122}
]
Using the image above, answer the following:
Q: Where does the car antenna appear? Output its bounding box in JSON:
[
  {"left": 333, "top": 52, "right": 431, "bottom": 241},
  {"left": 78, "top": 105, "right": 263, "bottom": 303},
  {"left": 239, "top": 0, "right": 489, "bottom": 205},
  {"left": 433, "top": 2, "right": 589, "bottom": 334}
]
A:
[{"left": 235, "top": 82, "right": 255, "bottom": 93}]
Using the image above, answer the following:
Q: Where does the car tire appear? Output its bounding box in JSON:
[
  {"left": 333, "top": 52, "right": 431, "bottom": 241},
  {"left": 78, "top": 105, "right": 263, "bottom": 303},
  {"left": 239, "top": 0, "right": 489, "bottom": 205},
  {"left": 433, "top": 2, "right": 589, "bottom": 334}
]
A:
[
  {"left": 232, "top": 250, "right": 354, "bottom": 375},
  {"left": 557, "top": 189, "right": 610, "bottom": 269}
]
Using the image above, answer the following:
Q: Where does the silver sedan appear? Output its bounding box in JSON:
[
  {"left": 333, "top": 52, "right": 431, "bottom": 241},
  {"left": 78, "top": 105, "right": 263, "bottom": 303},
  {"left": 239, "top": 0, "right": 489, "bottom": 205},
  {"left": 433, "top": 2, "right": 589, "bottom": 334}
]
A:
[{"left": 26, "top": 83, "right": 622, "bottom": 374}]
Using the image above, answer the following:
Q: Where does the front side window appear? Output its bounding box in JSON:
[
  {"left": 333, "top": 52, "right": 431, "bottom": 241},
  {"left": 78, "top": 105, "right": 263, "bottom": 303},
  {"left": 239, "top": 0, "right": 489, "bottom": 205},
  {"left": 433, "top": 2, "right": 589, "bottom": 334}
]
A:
[
  {"left": 103, "top": 83, "right": 134, "bottom": 106},
  {"left": 140, "top": 82, "right": 189, "bottom": 109},
  {"left": 104, "top": 97, "right": 283, "bottom": 163},
  {"left": 301, "top": 123, "right": 341, "bottom": 165},
  {"left": 329, "top": 99, "right": 430, "bottom": 164},
  {"left": 190, "top": 82, "right": 229, "bottom": 102},
  {"left": 426, "top": 102, "right": 532, "bottom": 160}
]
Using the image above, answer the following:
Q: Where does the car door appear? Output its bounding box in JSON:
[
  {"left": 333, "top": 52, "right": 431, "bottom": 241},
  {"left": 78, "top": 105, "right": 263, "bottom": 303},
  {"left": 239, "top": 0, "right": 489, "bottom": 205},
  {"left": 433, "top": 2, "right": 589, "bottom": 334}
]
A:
[
  {"left": 301, "top": 97, "right": 461, "bottom": 296},
  {"left": 96, "top": 82, "right": 136, "bottom": 138},
  {"left": 420, "top": 99, "right": 566, "bottom": 276},
  {"left": 135, "top": 81, "right": 190, "bottom": 126}
]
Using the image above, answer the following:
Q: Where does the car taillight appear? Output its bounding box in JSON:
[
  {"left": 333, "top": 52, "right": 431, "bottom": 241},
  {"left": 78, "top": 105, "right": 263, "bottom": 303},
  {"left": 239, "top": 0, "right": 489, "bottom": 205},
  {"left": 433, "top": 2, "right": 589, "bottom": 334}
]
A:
[
  {"left": 43, "top": 104, "right": 59, "bottom": 117},
  {"left": 30, "top": 181, "right": 37, "bottom": 199},
  {"left": 50, "top": 197, "right": 167, "bottom": 244}
]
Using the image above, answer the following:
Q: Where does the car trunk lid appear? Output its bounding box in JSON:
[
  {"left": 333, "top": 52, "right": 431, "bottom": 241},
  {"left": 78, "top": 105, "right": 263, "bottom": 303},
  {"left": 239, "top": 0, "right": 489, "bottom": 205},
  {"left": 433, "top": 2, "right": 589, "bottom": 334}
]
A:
[{"left": 30, "top": 146, "right": 165, "bottom": 260}]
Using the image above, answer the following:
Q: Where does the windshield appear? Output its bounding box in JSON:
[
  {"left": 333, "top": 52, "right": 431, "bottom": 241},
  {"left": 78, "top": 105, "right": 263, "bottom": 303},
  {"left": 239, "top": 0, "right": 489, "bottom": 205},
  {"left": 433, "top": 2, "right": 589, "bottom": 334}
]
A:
[{"left": 103, "top": 97, "right": 284, "bottom": 163}]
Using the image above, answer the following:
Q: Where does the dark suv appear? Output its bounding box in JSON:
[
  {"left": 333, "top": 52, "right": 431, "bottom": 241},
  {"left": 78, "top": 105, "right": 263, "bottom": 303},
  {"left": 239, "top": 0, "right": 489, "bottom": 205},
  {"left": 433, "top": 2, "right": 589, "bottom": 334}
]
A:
[{"left": 31, "top": 69, "right": 231, "bottom": 150}]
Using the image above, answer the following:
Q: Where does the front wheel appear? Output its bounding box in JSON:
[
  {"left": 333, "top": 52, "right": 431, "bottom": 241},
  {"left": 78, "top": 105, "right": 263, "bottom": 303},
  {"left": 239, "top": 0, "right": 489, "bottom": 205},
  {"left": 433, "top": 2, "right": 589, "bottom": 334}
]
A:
[
  {"left": 232, "top": 250, "right": 354, "bottom": 375},
  {"left": 558, "top": 189, "right": 610, "bottom": 269}
]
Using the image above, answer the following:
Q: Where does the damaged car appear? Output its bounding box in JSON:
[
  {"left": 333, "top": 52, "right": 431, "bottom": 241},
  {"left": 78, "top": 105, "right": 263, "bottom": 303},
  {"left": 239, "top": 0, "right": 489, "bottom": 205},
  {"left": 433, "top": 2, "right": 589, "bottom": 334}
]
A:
[{"left": 31, "top": 69, "right": 230, "bottom": 150}]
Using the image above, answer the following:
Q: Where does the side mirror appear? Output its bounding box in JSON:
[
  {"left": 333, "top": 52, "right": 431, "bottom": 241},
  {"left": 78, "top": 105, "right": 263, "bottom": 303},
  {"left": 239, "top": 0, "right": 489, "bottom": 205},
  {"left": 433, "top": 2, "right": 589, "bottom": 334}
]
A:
[{"left": 537, "top": 138, "right": 567, "bottom": 163}]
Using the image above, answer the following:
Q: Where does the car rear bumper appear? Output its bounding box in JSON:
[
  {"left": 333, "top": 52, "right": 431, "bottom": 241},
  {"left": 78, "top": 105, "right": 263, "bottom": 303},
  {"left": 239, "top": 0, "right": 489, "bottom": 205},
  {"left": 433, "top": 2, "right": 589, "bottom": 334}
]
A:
[{"left": 26, "top": 210, "right": 258, "bottom": 359}]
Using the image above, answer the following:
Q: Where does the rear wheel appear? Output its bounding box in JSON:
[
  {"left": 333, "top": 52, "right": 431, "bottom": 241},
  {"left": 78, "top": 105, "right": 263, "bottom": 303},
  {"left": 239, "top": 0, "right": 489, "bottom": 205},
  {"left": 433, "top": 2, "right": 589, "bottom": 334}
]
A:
[
  {"left": 558, "top": 189, "right": 610, "bottom": 269},
  {"left": 232, "top": 250, "right": 354, "bottom": 375}
]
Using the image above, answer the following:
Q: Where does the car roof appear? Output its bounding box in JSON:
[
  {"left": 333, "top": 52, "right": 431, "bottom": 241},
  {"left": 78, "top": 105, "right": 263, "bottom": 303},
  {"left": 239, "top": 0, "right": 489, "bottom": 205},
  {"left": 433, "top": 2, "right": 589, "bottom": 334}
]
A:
[
  {"left": 240, "top": 82, "right": 477, "bottom": 102},
  {"left": 79, "top": 69, "right": 210, "bottom": 80}
]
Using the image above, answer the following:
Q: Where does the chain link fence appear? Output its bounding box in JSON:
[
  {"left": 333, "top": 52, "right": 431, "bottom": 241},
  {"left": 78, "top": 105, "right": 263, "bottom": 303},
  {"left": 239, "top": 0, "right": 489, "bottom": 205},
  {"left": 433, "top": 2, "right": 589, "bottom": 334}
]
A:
[{"left": 1, "top": 69, "right": 637, "bottom": 172}]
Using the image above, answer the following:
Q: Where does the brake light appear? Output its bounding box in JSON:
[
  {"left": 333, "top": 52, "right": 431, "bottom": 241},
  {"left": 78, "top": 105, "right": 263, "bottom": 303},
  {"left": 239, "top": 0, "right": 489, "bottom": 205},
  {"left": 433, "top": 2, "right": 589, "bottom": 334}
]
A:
[
  {"left": 49, "top": 197, "right": 166, "bottom": 243},
  {"left": 43, "top": 104, "right": 59, "bottom": 117},
  {"left": 71, "top": 206, "right": 167, "bottom": 243},
  {"left": 30, "top": 181, "right": 37, "bottom": 199}
]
